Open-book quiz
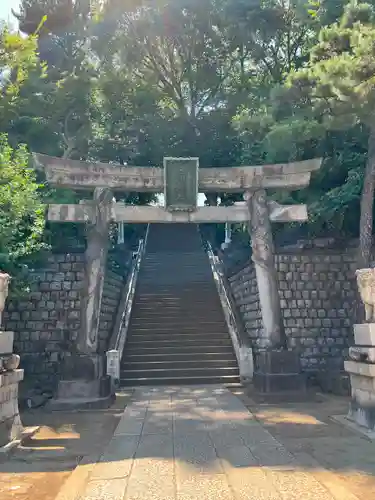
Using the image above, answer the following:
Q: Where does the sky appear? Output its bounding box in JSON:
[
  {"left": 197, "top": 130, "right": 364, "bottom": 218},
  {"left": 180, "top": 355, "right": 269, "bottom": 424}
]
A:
[
  {"left": 0, "top": 0, "right": 19, "bottom": 24},
  {"left": 0, "top": 0, "right": 206, "bottom": 206}
]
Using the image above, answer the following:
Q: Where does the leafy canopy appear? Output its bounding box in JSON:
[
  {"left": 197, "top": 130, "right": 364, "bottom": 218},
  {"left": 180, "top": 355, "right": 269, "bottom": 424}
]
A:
[{"left": 0, "top": 134, "right": 46, "bottom": 287}]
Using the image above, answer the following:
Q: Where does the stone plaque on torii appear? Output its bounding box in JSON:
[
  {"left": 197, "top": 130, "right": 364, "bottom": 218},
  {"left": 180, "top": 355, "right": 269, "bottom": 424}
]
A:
[{"left": 34, "top": 153, "right": 321, "bottom": 364}]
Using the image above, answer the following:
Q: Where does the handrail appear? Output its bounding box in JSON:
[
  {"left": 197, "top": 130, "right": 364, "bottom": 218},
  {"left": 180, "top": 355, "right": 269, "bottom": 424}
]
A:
[
  {"left": 205, "top": 240, "right": 252, "bottom": 350},
  {"left": 109, "top": 225, "right": 149, "bottom": 356},
  {"left": 204, "top": 237, "right": 253, "bottom": 382}
]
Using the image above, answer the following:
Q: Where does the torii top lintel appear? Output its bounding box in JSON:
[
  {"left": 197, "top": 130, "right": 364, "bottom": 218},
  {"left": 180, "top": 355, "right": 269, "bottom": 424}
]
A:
[{"left": 33, "top": 153, "right": 322, "bottom": 192}]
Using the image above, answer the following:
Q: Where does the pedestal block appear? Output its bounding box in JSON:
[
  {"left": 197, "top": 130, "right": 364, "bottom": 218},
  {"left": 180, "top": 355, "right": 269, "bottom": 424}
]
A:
[
  {"left": 0, "top": 331, "right": 14, "bottom": 355},
  {"left": 47, "top": 354, "right": 114, "bottom": 410},
  {"left": 0, "top": 369, "right": 24, "bottom": 447},
  {"left": 253, "top": 350, "right": 306, "bottom": 393},
  {"left": 346, "top": 323, "right": 375, "bottom": 430}
]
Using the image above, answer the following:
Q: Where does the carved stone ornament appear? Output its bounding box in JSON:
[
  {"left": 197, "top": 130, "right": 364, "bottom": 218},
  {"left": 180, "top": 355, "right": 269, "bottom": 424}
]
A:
[
  {"left": 356, "top": 268, "right": 375, "bottom": 323},
  {"left": 348, "top": 346, "right": 368, "bottom": 362},
  {"left": 243, "top": 189, "right": 275, "bottom": 270},
  {"left": 3, "top": 354, "right": 20, "bottom": 371},
  {"left": 0, "top": 272, "right": 11, "bottom": 329}
]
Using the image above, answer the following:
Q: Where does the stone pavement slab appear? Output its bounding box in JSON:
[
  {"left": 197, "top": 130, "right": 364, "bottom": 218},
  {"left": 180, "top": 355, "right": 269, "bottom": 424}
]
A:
[{"left": 55, "top": 386, "right": 373, "bottom": 500}]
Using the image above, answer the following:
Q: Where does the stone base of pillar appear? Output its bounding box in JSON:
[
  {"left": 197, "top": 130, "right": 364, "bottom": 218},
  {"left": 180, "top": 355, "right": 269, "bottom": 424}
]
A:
[
  {"left": 0, "top": 331, "right": 14, "bottom": 355},
  {"left": 0, "top": 369, "right": 24, "bottom": 447},
  {"left": 0, "top": 329, "right": 24, "bottom": 448},
  {"left": 47, "top": 377, "right": 113, "bottom": 410},
  {"left": 253, "top": 350, "right": 306, "bottom": 393},
  {"left": 345, "top": 323, "right": 375, "bottom": 430},
  {"left": 47, "top": 353, "right": 114, "bottom": 410},
  {"left": 347, "top": 398, "right": 375, "bottom": 430}
]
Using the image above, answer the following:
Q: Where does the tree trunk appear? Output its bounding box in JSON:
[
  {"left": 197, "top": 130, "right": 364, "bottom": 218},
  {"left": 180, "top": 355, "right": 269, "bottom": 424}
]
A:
[
  {"left": 355, "top": 125, "right": 375, "bottom": 323},
  {"left": 358, "top": 124, "right": 375, "bottom": 269}
]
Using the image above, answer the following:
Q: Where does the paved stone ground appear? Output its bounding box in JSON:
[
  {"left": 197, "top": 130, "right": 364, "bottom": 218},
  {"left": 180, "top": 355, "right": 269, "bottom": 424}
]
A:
[
  {"left": 0, "top": 393, "right": 131, "bottom": 500},
  {"left": 55, "top": 386, "right": 375, "bottom": 500},
  {"left": 234, "top": 388, "right": 375, "bottom": 500}
]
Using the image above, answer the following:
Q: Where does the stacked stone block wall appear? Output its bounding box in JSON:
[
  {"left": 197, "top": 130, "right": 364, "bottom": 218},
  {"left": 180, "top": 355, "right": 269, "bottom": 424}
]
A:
[
  {"left": 228, "top": 249, "right": 357, "bottom": 373},
  {"left": 3, "top": 252, "right": 85, "bottom": 389},
  {"left": 229, "top": 263, "right": 261, "bottom": 345},
  {"left": 97, "top": 251, "right": 132, "bottom": 352},
  {"left": 3, "top": 249, "right": 131, "bottom": 389}
]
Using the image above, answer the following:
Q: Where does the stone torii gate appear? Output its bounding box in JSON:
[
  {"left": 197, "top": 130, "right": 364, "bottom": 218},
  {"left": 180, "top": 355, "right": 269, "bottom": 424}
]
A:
[{"left": 34, "top": 154, "right": 321, "bottom": 394}]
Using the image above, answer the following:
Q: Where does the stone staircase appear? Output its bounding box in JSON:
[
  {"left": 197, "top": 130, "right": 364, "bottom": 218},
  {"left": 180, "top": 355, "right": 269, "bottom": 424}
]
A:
[{"left": 120, "top": 224, "right": 240, "bottom": 386}]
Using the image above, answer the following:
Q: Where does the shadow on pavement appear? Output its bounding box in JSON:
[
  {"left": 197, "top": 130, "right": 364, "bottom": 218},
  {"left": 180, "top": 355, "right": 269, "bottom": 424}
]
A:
[{"left": 1, "top": 386, "right": 375, "bottom": 499}]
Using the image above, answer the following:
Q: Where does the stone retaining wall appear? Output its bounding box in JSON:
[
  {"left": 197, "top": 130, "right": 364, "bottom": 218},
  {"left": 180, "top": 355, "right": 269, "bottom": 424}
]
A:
[
  {"left": 228, "top": 249, "right": 357, "bottom": 374},
  {"left": 4, "top": 253, "right": 85, "bottom": 389},
  {"left": 98, "top": 251, "right": 132, "bottom": 352},
  {"left": 3, "top": 250, "right": 131, "bottom": 393}
]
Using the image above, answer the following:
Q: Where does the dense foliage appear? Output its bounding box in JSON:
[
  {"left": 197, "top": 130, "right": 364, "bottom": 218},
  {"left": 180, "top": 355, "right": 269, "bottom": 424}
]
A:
[
  {"left": 0, "top": 135, "right": 46, "bottom": 285},
  {"left": 2, "top": 0, "right": 375, "bottom": 280}
]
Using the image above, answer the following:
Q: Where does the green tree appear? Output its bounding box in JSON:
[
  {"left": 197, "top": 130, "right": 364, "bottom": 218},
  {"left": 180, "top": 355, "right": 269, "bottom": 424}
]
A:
[
  {"left": 265, "top": 1, "right": 375, "bottom": 266},
  {"left": 0, "top": 24, "right": 42, "bottom": 124},
  {"left": 0, "top": 134, "right": 45, "bottom": 288}
]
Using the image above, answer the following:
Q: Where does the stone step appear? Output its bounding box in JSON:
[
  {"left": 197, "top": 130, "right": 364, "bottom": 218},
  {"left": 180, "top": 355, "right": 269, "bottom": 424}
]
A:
[
  {"left": 133, "top": 294, "right": 221, "bottom": 300},
  {"left": 135, "top": 284, "right": 217, "bottom": 290},
  {"left": 120, "top": 374, "right": 241, "bottom": 387},
  {"left": 137, "top": 281, "right": 213, "bottom": 288},
  {"left": 130, "top": 308, "right": 224, "bottom": 316},
  {"left": 134, "top": 294, "right": 218, "bottom": 300},
  {"left": 119, "top": 223, "right": 239, "bottom": 388},
  {"left": 131, "top": 309, "right": 222, "bottom": 315},
  {"left": 142, "top": 261, "right": 208, "bottom": 266},
  {"left": 141, "top": 259, "right": 209, "bottom": 265},
  {"left": 122, "top": 351, "right": 236, "bottom": 362},
  {"left": 121, "top": 366, "right": 239, "bottom": 378},
  {"left": 142, "top": 258, "right": 208, "bottom": 264},
  {"left": 138, "top": 275, "right": 212, "bottom": 281},
  {"left": 121, "top": 359, "right": 238, "bottom": 370},
  {"left": 130, "top": 314, "right": 224, "bottom": 321},
  {"left": 134, "top": 295, "right": 219, "bottom": 302},
  {"left": 128, "top": 328, "right": 229, "bottom": 337},
  {"left": 138, "top": 275, "right": 213, "bottom": 281},
  {"left": 123, "top": 345, "right": 235, "bottom": 355},
  {"left": 130, "top": 318, "right": 225, "bottom": 325},
  {"left": 140, "top": 261, "right": 210, "bottom": 267},
  {"left": 140, "top": 270, "right": 209, "bottom": 275},
  {"left": 143, "top": 249, "right": 204, "bottom": 255},
  {"left": 130, "top": 321, "right": 226, "bottom": 328},
  {"left": 140, "top": 265, "right": 209, "bottom": 270},
  {"left": 129, "top": 330, "right": 229, "bottom": 338},
  {"left": 126, "top": 337, "right": 233, "bottom": 346},
  {"left": 135, "top": 285, "right": 217, "bottom": 292},
  {"left": 129, "top": 325, "right": 229, "bottom": 340},
  {"left": 129, "top": 319, "right": 226, "bottom": 327}
]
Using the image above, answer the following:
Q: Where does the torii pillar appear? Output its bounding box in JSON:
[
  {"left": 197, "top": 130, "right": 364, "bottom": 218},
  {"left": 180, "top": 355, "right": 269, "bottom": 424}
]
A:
[
  {"left": 244, "top": 190, "right": 305, "bottom": 393},
  {"left": 50, "top": 187, "right": 115, "bottom": 409}
]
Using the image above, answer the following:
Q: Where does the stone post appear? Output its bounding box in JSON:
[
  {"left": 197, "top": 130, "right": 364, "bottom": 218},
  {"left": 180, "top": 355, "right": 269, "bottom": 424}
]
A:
[
  {"left": 221, "top": 222, "right": 232, "bottom": 250},
  {"left": 0, "top": 272, "right": 10, "bottom": 330},
  {"left": 0, "top": 273, "right": 24, "bottom": 447},
  {"left": 345, "top": 268, "right": 375, "bottom": 429},
  {"left": 117, "top": 222, "right": 125, "bottom": 245},
  {"left": 244, "top": 190, "right": 305, "bottom": 393}
]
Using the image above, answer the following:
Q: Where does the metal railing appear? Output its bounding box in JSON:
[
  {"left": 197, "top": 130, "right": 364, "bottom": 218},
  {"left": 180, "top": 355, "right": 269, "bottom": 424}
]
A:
[
  {"left": 204, "top": 239, "right": 253, "bottom": 381},
  {"left": 107, "top": 225, "right": 149, "bottom": 382},
  {"left": 206, "top": 241, "right": 251, "bottom": 348}
]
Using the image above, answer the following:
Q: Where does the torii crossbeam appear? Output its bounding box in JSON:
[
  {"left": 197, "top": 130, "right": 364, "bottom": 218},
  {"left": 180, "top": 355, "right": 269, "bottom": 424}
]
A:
[{"left": 35, "top": 153, "right": 321, "bottom": 356}]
